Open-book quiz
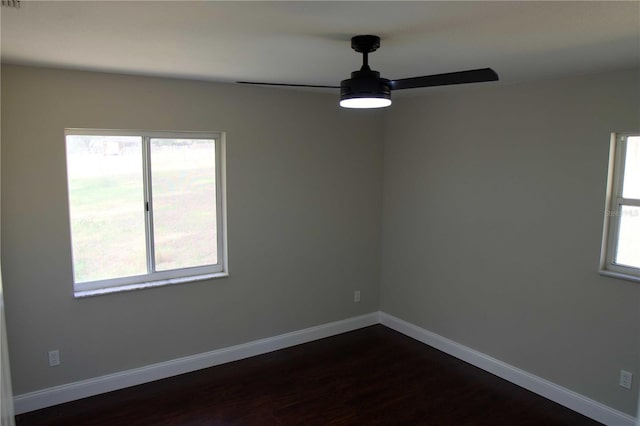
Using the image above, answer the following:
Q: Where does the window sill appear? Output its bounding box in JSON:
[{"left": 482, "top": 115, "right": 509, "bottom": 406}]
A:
[
  {"left": 599, "top": 269, "right": 640, "bottom": 284},
  {"left": 74, "top": 272, "right": 229, "bottom": 298}
]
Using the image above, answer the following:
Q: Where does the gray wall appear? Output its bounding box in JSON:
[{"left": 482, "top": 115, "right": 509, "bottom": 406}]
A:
[
  {"left": 0, "top": 65, "right": 383, "bottom": 394},
  {"left": 381, "top": 69, "right": 640, "bottom": 415},
  {"left": 2, "top": 64, "right": 640, "bottom": 417}
]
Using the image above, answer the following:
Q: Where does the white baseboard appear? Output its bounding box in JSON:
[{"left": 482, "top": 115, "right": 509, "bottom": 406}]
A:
[
  {"left": 379, "top": 311, "right": 636, "bottom": 426},
  {"left": 13, "top": 312, "right": 379, "bottom": 415},
  {"left": 13, "top": 311, "right": 636, "bottom": 426}
]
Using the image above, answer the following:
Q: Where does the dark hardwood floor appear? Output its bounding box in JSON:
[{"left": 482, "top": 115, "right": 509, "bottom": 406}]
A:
[{"left": 16, "top": 325, "right": 601, "bottom": 425}]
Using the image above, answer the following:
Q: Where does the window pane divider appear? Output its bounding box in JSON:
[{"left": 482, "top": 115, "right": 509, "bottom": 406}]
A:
[
  {"left": 142, "top": 136, "right": 156, "bottom": 274},
  {"left": 616, "top": 197, "right": 640, "bottom": 207}
]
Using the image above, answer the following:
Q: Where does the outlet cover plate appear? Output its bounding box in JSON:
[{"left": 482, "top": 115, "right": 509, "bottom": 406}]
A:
[
  {"left": 48, "top": 350, "right": 60, "bottom": 367},
  {"left": 619, "top": 370, "right": 632, "bottom": 389}
]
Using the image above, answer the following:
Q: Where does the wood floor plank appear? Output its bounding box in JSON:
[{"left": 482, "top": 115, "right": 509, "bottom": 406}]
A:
[{"left": 16, "top": 325, "right": 602, "bottom": 425}]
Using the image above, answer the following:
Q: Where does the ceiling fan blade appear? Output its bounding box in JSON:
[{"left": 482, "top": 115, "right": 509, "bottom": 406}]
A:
[
  {"left": 237, "top": 81, "right": 339, "bottom": 89},
  {"left": 389, "top": 68, "right": 499, "bottom": 91}
]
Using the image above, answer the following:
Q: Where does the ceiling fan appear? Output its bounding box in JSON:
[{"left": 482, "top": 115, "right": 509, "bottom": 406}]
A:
[{"left": 237, "top": 35, "right": 499, "bottom": 109}]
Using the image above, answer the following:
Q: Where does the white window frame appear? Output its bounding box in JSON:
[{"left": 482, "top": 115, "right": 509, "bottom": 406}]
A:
[
  {"left": 600, "top": 132, "right": 640, "bottom": 282},
  {"left": 65, "top": 129, "right": 228, "bottom": 297}
]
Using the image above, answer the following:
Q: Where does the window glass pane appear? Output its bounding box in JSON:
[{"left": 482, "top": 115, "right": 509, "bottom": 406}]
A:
[
  {"left": 615, "top": 205, "right": 640, "bottom": 269},
  {"left": 66, "top": 135, "right": 147, "bottom": 282},
  {"left": 150, "top": 138, "right": 217, "bottom": 271},
  {"left": 622, "top": 136, "right": 640, "bottom": 199}
]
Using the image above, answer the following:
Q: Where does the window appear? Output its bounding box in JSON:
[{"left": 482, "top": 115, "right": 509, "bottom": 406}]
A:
[
  {"left": 600, "top": 133, "right": 640, "bottom": 282},
  {"left": 65, "top": 129, "right": 227, "bottom": 296}
]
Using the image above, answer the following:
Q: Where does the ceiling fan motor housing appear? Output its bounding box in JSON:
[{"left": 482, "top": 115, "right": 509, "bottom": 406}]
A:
[{"left": 340, "top": 68, "right": 391, "bottom": 101}]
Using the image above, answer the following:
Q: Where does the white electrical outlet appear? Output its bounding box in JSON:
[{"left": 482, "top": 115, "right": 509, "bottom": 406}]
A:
[
  {"left": 48, "top": 350, "right": 60, "bottom": 367},
  {"left": 354, "top": 290, "right": 361, "bottom": 303},
  {"left": 619, "top": 370, "right": 632, "bottom": 389}
]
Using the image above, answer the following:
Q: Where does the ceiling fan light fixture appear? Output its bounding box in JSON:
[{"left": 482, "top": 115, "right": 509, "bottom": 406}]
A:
[{"left": 339, "top": 96, "right": 391, "bottom": 109}]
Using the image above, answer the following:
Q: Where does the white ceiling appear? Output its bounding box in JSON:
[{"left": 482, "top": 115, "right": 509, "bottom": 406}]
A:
[{"left": 1, "top": 1, "right": 639, "bottom": 92}]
